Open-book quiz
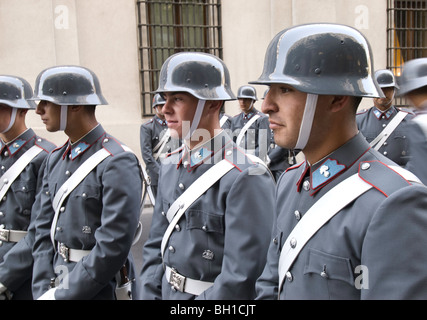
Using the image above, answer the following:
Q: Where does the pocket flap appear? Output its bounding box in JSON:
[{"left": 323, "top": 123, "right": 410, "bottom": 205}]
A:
[
  {"left": 304, "top": 248, "right": 354, "bottom": 286},
  {"left": 186, "top": 210, "right": 224, "bottom": 234}
]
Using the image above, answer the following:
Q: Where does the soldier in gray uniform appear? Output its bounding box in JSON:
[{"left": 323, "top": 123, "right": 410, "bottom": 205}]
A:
[
  {"left": 396, "top": 57, "right": 427, "bottom": 185},
  {"left": 230, "top": 85, "right": 271, "bottom": 163},
  {"left": 139, "top": 52, "right": 275, "bottom": 300},
  {"left": 30, "top": 66, "right": 143, "bottom": 300},
  {"left": 140, "top": 93, "right": 180, "bottom": 199},
  {"left": 253, "top": 23, "right": 427, "bottom": 299},
  {"left": 356, "top": 69, "right": 414, "bottom": 166},
  {"left": 0, "top": 76, "right": 56, "bottom": 300}
]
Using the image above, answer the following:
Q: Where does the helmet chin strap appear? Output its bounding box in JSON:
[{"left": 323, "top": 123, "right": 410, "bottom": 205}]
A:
[
  {"left": 294, "top": 94, "right": 318, "bottom": 150},
  {"left": 60, "top": 105, "right": 68, "bottom": 131},
  {"left": 1, "top": 108, "right": 18, "bottom": 134},
  {"left": 384, "top": 91, "right": 396, "bottom": 107},
  {"left": 184, "top": 100, "right": 206, "bottom": 141}
]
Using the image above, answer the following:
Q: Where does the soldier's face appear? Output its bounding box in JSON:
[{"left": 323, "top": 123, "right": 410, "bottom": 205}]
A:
[
  {"left": 161, "top": 92, "right": 199, "bottom": 139},
  {"left": 373, "top": 87, "right": 395, "bottom": 110},
  {"left": 0, "top": 104, "right": 13, "bottom": 133},
  {"left": 261, "top": 84, "right": 306, "bottom": 149},
  {"left": 36, "top": 100, "right": 62, "bottom": 132},
  {"left": 238, "top": 98, "right": 254, "bottom": 114}
]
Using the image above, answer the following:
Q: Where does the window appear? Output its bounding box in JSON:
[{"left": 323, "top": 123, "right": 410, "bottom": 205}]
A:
[
  {"left": 387, "top": 0, "right": 427, "bottom": 106},
  {"left": 136, "top": 0, "right": 223, "bottom": 117}
]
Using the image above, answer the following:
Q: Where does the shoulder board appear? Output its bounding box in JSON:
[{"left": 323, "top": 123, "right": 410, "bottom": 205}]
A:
[
  {"left": 102, "top": 136, "right": 127, "bottom": 155},
  {"left": 223, "top": 146, "right": 247, "bottom": 172},
  {"left": 356, "top": 108, "right": 369, "bottom": 115},
  {"left": 397, "top": 107, "right": 415, "bottom": 115},
  {"left": 358, "top": 160, "right": 413, "bottom": 197},
  {"left": 143, "top": 119, "right": 154, "bottom": 126},
  {"left": 35, "top": 136, "right": 56, "bottom": 153}
]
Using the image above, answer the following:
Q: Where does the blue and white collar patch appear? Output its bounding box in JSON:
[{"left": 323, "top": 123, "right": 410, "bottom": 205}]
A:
[
  {"left": 190, "top": 147, "right": 213, "bottom": 168},
  {"left": 70, "top": 141, "right": 90, "bottom": 160},
  {"left": 373, "top": 108, "right": 394, "bottom": 120},
  {"left": 312, "top": 158, "right": 346, "bottom": 190}
]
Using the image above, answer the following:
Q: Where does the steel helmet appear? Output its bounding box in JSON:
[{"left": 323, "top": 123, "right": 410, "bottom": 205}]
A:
[
  {"left": 156, "top": 52, "right": 236, "bottom": 101},
  {"left": 375, "top": 69, "right": 399, "bottom": 89},
  {"left": 30, "top": 65, "right": 108, "bottom": 106},
  {"left": 237, "top": 85, "right": 258, "bottom": 101},
  {"left": 250, "top": 23, "right": 383, "bottom": 98},
  {"left": 397, "top": 58, "right": 427, "bottom": 96},
  {"left": 152, "top": 93, "right": 166, "bottom": 108},
  {"left": 0, "top": 75, "right": 36, "bottom": 109}
]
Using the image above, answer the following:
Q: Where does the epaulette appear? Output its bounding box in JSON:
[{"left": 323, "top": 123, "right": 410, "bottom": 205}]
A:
[
  {"left": 397, "top": 107, "right": 415, "bottom": 115},
  {"left": 142, "top": 119, "right": 154, "bottom": 126},
  {"left": 223, "top": 145, "right": 272, "bottom": 176},
  {"left": 356, "top": 108, "right": 369, "bottom": 115},
  {"left": 358, "top": 160, "right": 412, "bottom": 197},
  {"left": 102, "top": 135, "right": 127, "bottom": 155},
  {"left": 35, "top": 136, "right": 56, "bottom": 153}
]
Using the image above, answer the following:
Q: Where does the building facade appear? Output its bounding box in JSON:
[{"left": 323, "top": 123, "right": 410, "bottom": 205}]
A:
[{"left": 0, "top": 0, "right": 425, "bottom": 157}]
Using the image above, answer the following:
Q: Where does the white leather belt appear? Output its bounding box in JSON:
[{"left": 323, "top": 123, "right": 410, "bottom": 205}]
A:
[
  {"left": 165, "top": 266, "right": 213, "bottom": 296},
  {"left": 0, "top": 228, "right": 27, "bottom": 243},
  {"left": 58, "top": 243, "right": 91, "bottom": 263}
]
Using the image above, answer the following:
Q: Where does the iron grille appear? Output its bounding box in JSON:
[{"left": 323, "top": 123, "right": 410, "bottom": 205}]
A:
[
  {"left": 136, "top": 0, "right": 223, "bottom": 117},
  {"left": 387, "top": 0, "right": 427, "bottom": 107}
]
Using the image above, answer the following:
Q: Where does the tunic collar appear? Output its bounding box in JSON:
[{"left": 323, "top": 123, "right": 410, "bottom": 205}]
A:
[
  {"left": 0, "top": 129, "right": 35, "bottom": 157},
  {"left": 177, "top": 130, "right": 232, "bottom": 171},
  {"left": 373, "top": 106, "right": 396, "bottom": 120},
  {"left": 154, "top": 115, "right": 167, "bottom": 126},
  {"left": 296, "top": 133, "right": 370, "bottom": 195},
  {"left": 243, "top": 108, "right": 258, "bottom": 120},
  {"left": 62, "top": 124, "right": 106, "bottom": 160}
]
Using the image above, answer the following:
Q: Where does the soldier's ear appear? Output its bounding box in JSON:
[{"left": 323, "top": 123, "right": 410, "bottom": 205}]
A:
[
  {"left": 330, "top": 95, "right": 350, "bottom": 113},
  {"left": 17, "top": 109, "right": 28, "bottom": 117},
  {"left": 69, "top": 105, "right": 84, "bottom": 113},
  {"left": 207, "top": 100, "right": 223, "bottom": 114}
]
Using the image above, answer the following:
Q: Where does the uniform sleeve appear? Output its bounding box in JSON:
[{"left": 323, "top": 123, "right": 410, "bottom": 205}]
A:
[
  {"left": 140, "top": 124, "right": 160, "bottom": 181},
  {"left": 196, "top": 165, "right": 275, "bottom": 300},
  {"left": 53, "top": 152, "right": 142, "bottom": 300},
  {"left": 32, "top": 156, "right": 57, "bottom": 299},
  {"left": 255, "top": 173, "right": 283, "bottom": 300},
  {"left": 0, "top": 154, "right": 48, "bottom": 293},
  {"left": 361, "top": 184, "right": 427, "bottom": 299},
  {"left": 138, "top": 165, "right": 167, "bottom": 300}
]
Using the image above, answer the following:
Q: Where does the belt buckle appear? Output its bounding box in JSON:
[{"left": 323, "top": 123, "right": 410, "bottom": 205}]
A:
[
  {"left": 169, "top": 268, "right": 186, "bottom": 292},
  {"left": 0, "top": 229, "right": 9, "bottom": 242},
  {"left": 58, "top": 243, "right": 69, "bottom": 262}
]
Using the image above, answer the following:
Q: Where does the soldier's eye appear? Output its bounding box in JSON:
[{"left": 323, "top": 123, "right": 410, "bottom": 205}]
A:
[{"left": 280, "top": 87, "right": 292, "bottom": 94}]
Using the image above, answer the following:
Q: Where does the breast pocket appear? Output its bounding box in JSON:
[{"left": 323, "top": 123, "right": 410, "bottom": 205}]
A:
[
  {"left": 304, "top": 248, "right": 355, "bottom": 287},
  {"left": 186, "top": 210, "right": 224, "bottom": 234},
  {"left": 11, "top": 180, "right": 37, "bottom": 215},
  {"left": 72, "top": 184, "right": 102, "bottom": 228}
]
